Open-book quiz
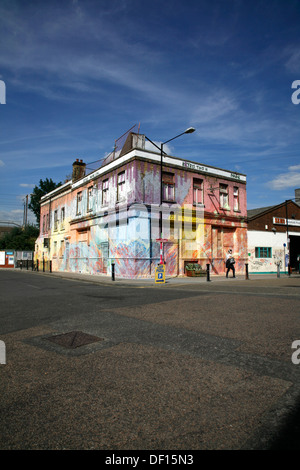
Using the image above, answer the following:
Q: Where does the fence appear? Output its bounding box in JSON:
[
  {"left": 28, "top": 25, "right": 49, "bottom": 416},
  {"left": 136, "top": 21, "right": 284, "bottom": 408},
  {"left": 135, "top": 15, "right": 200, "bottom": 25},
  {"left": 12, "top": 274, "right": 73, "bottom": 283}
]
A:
[{"left": 20, "top": 259, "right": 52, "bottom": 272}]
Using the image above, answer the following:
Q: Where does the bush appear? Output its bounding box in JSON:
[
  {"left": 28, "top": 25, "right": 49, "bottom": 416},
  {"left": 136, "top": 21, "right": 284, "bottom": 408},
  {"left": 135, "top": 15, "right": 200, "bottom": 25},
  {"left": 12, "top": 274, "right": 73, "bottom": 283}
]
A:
[{"left": 185, "top": 263, "right": 203, "bottom": 271}]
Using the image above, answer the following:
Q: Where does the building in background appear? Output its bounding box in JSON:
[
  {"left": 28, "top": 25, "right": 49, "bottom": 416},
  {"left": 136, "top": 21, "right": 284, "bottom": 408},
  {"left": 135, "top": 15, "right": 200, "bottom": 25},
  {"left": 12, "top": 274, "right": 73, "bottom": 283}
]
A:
[
  {"left": 247, "top": 189, "right": 300, "bottom": 274},
  {"left": 34, "top": 131, "right": 248, "bottom": 278},
  {"left": 0, "top": 225, "right": 14, "bottom": 239},
  {"left": 0, "top": 250, "right": 15, "bottom": 268}
]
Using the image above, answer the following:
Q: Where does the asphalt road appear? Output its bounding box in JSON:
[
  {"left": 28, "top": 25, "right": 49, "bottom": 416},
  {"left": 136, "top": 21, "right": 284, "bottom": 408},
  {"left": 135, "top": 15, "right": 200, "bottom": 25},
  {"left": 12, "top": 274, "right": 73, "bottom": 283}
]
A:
[{"left": 1, "top": 268, "right": 300, "bottom": 452}]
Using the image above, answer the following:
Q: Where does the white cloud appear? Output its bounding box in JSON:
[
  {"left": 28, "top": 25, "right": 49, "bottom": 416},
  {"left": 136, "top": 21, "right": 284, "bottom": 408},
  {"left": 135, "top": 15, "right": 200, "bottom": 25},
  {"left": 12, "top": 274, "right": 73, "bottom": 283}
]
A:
[
  {"left": 144, "top": 140, "right": 173, "bottom": 155},
  {"left": 0, "top": 160, "right": 4, "bottom": 167},
  {"left": 266, "top": 165, "right": 300, "bottom": 190},
  {"left": 19, "top": 183, "right": 34, "bottom": 188}
]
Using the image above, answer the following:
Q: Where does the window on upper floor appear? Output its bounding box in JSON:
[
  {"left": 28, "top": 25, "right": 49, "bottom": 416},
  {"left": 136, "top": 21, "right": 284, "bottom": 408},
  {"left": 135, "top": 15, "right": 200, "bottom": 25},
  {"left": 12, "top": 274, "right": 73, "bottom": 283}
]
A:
[
  {"left": 102, "top": 179, "right": 109, "bottom": 206},
  {"left": 220, "top": 184, "right": 229, "bottom": 209},
  {"left": 162, "top": 172, "right": 175, "bottom": 202},
  {"left": 117, "top": 171, "right": 126, "bottom": 202},
  {"left": 87, "top": 186, "right": 93, "bottom": 212},
  {"left": 193, "top": 178, "right": 203, "bottom": 205},
  {"left": 61, "top": 207, "right": 65, "bottom": 228},
  {"left": 76, "top": 192, "right": 82, "bottom": 215},
  {"left": 54, "top": 210, "right": 58, "bottom": 231},
  {"left": 233, "top": 186, "right": 239, "bottom": 211}
]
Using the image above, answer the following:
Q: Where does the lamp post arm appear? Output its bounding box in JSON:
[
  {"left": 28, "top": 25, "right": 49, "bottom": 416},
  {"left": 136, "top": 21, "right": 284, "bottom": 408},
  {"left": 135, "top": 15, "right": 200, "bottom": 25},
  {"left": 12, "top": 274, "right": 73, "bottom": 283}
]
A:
[
  {"left": 162, "top": 131, "right": 188, "bottom": 145},
  {"left": 144, "top": 135, "right": 168, "bottom": 155}
]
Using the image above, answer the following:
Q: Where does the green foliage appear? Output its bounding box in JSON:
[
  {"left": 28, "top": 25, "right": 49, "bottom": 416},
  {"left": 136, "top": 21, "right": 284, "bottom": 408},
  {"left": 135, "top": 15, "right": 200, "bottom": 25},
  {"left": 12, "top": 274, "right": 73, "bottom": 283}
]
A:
[
  {"left": 0, "top": 225, "right": 39, "bottom": 251},
  {"left": 29, "top": 178, "right": 62, "bottom": 225},
  {"left": 185, "top": 263, "right": 204, "bottom": 271}
]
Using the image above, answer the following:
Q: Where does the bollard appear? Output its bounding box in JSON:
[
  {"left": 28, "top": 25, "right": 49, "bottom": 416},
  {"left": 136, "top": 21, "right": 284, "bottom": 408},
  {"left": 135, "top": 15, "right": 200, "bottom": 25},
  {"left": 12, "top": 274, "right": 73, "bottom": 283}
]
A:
[
  {"left": 50, "top": 260, "right": 52, "bottom": 273},
  {"left": 26, "top": 259, "right": 29, "bottom": 270},
  {"left": 20, "top": 260, "right": 22, "bottom": 270},
  {"left": 245, "top": 263, "right": 249, "bottom": 280},
  {"left": 37, "top": 259, "right": 39, "bottom": 272},
  {"left": 111, "top": 262, "right": 115, "bottom": 281},
  {"left": 277, "top": 264, "right": 280, "bottom": 278},
  {"left": 43, "top": 259, "right": 45, "bottom": 272},
  {"left": 206, "top": 263, "right": 211, "bottom": 282}
]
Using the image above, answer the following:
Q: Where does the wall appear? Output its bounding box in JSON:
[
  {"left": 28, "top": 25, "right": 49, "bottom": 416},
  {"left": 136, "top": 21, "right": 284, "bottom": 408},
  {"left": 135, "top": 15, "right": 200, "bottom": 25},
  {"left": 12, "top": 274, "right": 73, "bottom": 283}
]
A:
[
  {"left": 35, "top": 154, "right": 248, "bottom": 278},
  {"left": 247, "top": 231, "right": 287, "bottom": 273}
]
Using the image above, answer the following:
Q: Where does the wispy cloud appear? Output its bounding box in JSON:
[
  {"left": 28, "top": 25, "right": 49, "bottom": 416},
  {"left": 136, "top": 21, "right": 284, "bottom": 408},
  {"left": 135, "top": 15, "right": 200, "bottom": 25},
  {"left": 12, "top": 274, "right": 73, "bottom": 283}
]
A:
[{"left": 266, "top": 165, "right": 300, "bottom": 190}]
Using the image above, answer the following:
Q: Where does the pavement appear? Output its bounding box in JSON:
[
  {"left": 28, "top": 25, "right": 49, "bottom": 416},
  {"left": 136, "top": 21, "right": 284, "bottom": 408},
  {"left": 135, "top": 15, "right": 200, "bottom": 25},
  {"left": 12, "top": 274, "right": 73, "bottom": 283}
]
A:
[
  {"left": 17, "top": 265, "right": 300, "bottom": 286},
  {"left": 1, "top": 267, "right": 300, "bottom": 453}
]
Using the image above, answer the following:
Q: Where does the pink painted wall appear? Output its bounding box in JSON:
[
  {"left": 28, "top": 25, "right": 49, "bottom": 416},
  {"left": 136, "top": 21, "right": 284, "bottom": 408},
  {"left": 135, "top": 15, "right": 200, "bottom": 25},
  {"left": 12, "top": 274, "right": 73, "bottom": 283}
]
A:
[{"left": 35, "top": 156, "right": 247, "bottom": 278}]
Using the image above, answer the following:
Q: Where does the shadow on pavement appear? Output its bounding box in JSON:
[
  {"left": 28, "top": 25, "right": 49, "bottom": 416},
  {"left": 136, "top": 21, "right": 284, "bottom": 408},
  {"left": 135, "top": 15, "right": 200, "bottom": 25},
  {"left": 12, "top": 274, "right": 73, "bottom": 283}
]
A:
[{"left": 266, "top": 399, "right": 300, "bottom": 450}]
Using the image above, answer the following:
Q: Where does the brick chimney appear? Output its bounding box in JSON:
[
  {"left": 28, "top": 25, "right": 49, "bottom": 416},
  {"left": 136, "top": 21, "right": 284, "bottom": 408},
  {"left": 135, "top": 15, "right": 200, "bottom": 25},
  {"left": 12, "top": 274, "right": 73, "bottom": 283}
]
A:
[{"left": 72, "top": 159, "right": 86, "bottom": 182}]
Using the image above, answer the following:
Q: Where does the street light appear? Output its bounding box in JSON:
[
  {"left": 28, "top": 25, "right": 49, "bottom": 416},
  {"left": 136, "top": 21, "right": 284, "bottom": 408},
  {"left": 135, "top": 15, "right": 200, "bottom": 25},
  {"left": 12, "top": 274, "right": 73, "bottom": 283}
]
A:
[
  {"left": 159, "top": 128, "right": 196, "bottom": 218},
  {"left": 145, "top": 127, "right": 196, "bottom": 263}
]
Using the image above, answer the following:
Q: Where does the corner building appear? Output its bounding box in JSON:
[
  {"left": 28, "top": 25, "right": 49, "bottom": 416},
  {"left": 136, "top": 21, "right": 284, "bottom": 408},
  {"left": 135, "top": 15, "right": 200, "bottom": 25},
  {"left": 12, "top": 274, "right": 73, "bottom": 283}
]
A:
[{"left": 35, "top": 132, "right": 247, "bottom": 278}]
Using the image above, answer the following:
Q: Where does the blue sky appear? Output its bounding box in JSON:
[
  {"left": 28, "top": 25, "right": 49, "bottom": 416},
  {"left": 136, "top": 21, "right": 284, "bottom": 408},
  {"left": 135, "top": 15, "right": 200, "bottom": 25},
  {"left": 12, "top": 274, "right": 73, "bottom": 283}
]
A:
[{"left": 0, "top": 0, "right": 300, "bottom": 225}]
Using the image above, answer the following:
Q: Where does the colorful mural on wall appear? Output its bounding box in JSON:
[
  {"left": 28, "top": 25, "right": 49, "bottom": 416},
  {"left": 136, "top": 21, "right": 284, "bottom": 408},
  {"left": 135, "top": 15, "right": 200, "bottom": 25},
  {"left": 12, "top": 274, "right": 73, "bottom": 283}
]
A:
[{"left": 35, "top": 134, "right": 247, "bottom": 278}]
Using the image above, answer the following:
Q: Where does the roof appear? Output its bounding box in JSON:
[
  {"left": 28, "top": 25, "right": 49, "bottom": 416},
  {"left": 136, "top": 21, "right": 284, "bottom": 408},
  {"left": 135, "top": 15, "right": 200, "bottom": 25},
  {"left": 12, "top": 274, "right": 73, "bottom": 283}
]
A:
[
  {"left": 247, "top": 206, "right": 275, "bottom": 219},
  {"left": 247, "top": 200, "right": 300, "bottom": 220}
]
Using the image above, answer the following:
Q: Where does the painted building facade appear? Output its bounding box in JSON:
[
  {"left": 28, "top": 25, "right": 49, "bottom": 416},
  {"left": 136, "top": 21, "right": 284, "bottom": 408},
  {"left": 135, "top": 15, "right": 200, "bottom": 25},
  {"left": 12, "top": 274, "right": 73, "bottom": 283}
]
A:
[
  {"left": 35, "top": 132, "right": 248, "bottom": 278},
  {"left": 247, "top": 192, "right": 300, "bottom": 274}
]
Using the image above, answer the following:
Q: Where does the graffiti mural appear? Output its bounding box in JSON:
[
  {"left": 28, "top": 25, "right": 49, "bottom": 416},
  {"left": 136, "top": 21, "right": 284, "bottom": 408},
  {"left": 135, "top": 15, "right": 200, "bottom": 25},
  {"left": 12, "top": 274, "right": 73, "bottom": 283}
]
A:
[{"left": 35, "top": 134, "right": 247, "bottom": 278}]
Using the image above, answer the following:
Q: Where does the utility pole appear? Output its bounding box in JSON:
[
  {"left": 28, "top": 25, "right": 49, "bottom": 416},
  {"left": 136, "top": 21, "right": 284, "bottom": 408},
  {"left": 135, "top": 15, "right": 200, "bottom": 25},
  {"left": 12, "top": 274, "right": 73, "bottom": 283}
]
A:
[{"left": 23, "top": 195, "right": 28, "bottom": 227}]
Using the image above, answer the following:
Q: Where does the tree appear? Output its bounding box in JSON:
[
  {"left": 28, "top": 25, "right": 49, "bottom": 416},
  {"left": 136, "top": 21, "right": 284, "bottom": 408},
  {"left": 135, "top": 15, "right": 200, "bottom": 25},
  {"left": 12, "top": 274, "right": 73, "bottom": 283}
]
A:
[
  {"left": 0, "top": 225, "right": 39, "bottom": 251},
  {"left": 29, "top": 178, "right": 62, "bottom": 226}
]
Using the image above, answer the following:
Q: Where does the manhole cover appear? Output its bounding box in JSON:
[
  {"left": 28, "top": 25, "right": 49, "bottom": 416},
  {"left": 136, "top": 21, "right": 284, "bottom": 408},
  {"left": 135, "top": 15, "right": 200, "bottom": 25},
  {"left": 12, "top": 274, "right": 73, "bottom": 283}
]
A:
[{"left": 45, "top": 331, "right": 103, "bottom": 349}]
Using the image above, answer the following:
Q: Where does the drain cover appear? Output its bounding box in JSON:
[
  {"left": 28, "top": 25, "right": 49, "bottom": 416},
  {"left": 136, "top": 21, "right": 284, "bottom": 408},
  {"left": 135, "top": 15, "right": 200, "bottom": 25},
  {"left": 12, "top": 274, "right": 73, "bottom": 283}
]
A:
[{"left": 45, "top": 331, "right": 103, "bottom": 349}]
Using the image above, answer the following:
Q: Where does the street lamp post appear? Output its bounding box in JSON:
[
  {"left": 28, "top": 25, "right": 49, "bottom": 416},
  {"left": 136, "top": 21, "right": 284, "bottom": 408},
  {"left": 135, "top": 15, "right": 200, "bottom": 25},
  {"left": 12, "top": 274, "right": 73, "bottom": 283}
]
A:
[
  {"left": 145, "top": 127, "right": 195, "bottom": 263},
  {"left": 286, "top": 200, "right": 290, "bottom": 276}
]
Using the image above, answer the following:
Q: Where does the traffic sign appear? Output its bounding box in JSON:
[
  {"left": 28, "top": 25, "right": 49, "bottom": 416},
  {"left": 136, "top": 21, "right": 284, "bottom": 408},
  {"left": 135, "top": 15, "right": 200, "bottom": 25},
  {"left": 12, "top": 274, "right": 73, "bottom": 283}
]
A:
[{"left": 155, "top": 264, "right": 166, "bottom": 284}]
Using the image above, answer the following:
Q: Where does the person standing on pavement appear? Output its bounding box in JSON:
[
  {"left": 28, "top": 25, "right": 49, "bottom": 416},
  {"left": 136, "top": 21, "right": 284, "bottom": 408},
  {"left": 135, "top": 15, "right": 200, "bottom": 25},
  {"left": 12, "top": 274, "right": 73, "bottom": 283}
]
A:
[{"left": 226, "top": 249, "right": 236, "bottom": 278}]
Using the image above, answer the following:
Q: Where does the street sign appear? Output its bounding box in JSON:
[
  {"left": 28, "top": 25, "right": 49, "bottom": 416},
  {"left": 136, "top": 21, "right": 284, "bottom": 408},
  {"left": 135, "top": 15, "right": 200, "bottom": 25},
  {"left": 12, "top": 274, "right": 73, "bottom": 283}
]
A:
[
  {"left": 156, "top": 238, "right": 168, "bottom": 242},
  {"left": 155, "top": 264, "right": 166, "bottom": 284}
]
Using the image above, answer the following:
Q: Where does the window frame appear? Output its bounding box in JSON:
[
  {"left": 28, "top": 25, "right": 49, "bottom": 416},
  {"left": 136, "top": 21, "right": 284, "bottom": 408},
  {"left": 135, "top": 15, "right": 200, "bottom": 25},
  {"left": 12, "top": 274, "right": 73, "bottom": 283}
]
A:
[
  {"left": 255, "top": 247, "right": 272, "bottom": 258},
  {"left": 102, "top": 179, "right": 109, "bottom": 206},
  {"left": 162, "top": 172, "right": 175, "bottom": 202},
  {"left": 87, "top": 186, "right": 93, "bottom": 212},
  {"left": 117, "top": 171, "right": 126, "bottom": 202},
  {"left": 76, "top": 191, "right": 82, "bottom": 215},
  {"left": 54, "top": 210, "right": 58, "bottom": 231},
  {"left": 233, "top": 186, "right": 239, "bottom": 211},
  {"left": 219, "top": 183, "right": 229, "bottom": 209},
  {"left": 193, "top": 178, "right": 203, "bottom": 205},
  {"left": 61, "top": 207, "right": 65, "bottom": 229}
]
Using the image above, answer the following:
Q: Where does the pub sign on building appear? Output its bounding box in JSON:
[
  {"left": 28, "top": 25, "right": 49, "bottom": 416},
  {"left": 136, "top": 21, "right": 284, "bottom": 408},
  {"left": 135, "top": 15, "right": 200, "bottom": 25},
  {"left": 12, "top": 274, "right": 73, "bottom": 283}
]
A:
[{"left": 35, "top": 131, "right": 248, "bottom": 278}]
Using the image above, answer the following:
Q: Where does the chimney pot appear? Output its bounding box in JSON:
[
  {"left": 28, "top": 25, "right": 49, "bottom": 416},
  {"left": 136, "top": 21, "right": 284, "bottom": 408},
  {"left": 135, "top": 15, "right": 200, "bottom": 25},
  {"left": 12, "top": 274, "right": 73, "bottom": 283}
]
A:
[{"left": 72, "top": 158, "right": 86, "bottom": 182}]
